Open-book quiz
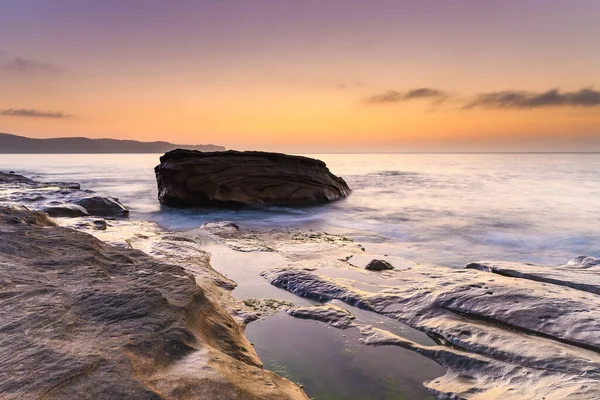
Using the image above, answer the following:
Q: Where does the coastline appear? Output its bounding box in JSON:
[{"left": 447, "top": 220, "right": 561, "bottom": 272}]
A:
[
  {"left": 1, "top": 170, "right": 600, "bottom": 399},
  {"left": 0, "top": 205, "right": 307, "bottom": 399}
]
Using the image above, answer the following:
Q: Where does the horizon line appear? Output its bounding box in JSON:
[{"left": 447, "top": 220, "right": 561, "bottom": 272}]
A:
[{"left": 1, "top": 151, "right": 599, "bottom": 155}]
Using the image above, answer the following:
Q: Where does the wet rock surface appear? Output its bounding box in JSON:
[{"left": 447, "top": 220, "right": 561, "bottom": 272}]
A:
[
  {"left": 42, "top": 203, "right": 89, "bottom": 217},
  {"left": 0, "top": 206, "right": 307, "bottom": 400},
  {"left": 288, "top": 304, "right": 356, "bottom": 329},
  {"left": 466, "top": 257, "right": 600, "bottom": 295},
  {"left": 260, "top": 249, "right": 600, "bottom": 398},
  {"left": 242, "top": 299, "right": 295, "bottom": 323},
  {"left": 0, "top": 171, "right": 128, "bottom": 218},
  {"left": 0, "top": 171, "right": 80, "bottom": 189},
  {"left": 92, "top": 219, "right": 108, "bottom": 230},
  {"left": 86, "top": 205, "right": 598, "bottom": 399},
  {"left": 74, "top": 196, "right": 129, "bottom": 217},
  {"left": 200, "top": 220, "right": 240, "bottom": 232},
  {"left": 155, "top": 149, "right": 351, "bottom": 208}
]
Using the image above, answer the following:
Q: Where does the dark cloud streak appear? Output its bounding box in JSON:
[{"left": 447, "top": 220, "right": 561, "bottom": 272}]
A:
[
  {"left": 1, "top": 57, "right": 62, "bottom": 75},
  {"left": 367, "top": 87, "right": 600, "bottom": 110},
  {"left": 0, "top": 109, "right": 71, "bottom": 118},
  {"left": 367, "top": 88, "right": 448, "bottom": 104},
  {"left": 463, "top": 88, "right": 600, "bottom": 109}
]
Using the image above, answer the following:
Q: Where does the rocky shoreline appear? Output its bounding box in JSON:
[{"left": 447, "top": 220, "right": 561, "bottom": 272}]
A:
[
  {"left": 0, "top": 174, "right": 307, "bottom": 399},
  {"left": 208, "top": 224, "right": 600, "bottom": 399},
  {"left": 1, "top": 170, "right": 599, "bottom": 399}
]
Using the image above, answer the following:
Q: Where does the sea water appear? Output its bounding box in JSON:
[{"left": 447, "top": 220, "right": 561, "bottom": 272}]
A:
[{"left": 1, "top": 153, "right": 598, "bottom": 267}]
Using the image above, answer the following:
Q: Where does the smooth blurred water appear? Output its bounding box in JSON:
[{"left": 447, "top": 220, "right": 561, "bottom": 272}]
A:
[{"left": 1, "top": 153, "right": 598, "bottom": 266}]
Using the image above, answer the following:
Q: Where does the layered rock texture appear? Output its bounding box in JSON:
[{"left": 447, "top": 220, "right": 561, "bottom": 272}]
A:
[
  {"left": 261, "top": 256, "right": 600, "bottom": 399},
  {"left": 0, "top": 206, "right": 307, "bottom": 399},
  {"left": 155, "top": 150, "right": 351, "bottom": 207},
  {"left": 197, "top": 223, "right": 600, "bottom": 399},
  {"left": 0, "top": 171, "right": 128, "bottom": 217}
]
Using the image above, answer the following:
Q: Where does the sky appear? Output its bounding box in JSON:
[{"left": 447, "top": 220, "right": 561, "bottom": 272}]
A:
[{"left": 1, "top": 0, "right": 600, "bottom": 152}]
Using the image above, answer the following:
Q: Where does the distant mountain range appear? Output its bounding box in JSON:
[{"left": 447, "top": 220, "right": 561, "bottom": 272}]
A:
[{"left": 0, "top": 133, "right": 225, "bottom": 153}]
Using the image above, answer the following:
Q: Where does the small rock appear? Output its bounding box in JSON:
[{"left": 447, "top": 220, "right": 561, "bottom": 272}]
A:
[
  {"left": 74, "top": 196, "right": 129, "bottom": 217},
  {"left": 92, "top": 220, "right": 107, "bottom": 230},
  {"left": 365, "top": 259, "right": 394, "bottom": 271},
  {"left": 42, "top": 204, "right": 89, "bottom": 218},
  {"left": 200, "top": 221, "right": 240, "bottom": 232}
]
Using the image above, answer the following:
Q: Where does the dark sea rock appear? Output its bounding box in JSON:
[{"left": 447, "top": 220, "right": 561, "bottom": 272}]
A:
[
  {"left": 0, "top": 171, "right": 34, "bottom": 184},
  {"left": 42, "top": 204, "right": 89, "bottom": 217},
  {"left": 365, "top": 259, "right": 395, "bottom": 271},
  {"left": 155, "top": 149, "right": 351, "bottom": 208},
  {"left": 92, "top": 219, "right": 108, "bottom": 230},
  {"left": 0, "top": 171, "right": 126, "bottom": 219},
  {"left": 0, "top": 206, "right": 307, "bottom": 400},
  {"left": 74, "top": 196, "right": 129, "bottom": 217},
  {"left": 1, "top": 171, "right": 80, "bottom": 189}
]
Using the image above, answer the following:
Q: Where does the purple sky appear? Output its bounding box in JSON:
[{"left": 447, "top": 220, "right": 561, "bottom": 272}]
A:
[{"left": 1, "top": 1, "right": 600, "bottom": 150}]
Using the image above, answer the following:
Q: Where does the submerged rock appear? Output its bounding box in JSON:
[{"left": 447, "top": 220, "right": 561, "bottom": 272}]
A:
[
  {"left": 1, "top": 171, "right": 80, "bottom": 189},
  {"left": 0, "top": 172, "right": 124, "bottom": 219},
  {"left": 365, "top": 259, "right": 394, "bottom": 271},
  {"left": 241, "top": 298, "right": 295, "bottom": 323},
  {"left": 0, "top": 171, "right": 34, "bottom": 184},
  {"left": 0, "top": 206, "right": 307, "bottom": 400},
  {"left": 154, "top": 149, "right": 351, "bottom": 208}
]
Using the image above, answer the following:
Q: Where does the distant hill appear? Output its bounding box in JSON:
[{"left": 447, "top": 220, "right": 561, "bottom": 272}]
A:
[{"left": 0, "top": 133, "right": 225, "bottom": 153}]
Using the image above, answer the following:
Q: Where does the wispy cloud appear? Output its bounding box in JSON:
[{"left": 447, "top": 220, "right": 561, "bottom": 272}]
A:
[
  {"left": 463, "top": 88, "right": 600, "bottom": 109},
  {"left": 0, "top": 109, "right": 71, "bottom": 118},
  {"left": 366, "top": 88, "right": 449, "bottom": 104},
  {"left": 336, "top": 82, "right": 364, "bottom": 90},
  {"left": 366, "top": 87, "right": 600, "bottom": 110},
  {"left": 0, "top": 57, "right": 62, "bottom": 76}
]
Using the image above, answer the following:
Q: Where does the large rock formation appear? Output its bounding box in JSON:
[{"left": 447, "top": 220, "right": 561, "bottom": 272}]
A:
[
  {"left": 0, "top": 206, "right": 307, "bottom": 400},
  {"left": 155, "top": 149, "right": 351, "bottom": 207}
]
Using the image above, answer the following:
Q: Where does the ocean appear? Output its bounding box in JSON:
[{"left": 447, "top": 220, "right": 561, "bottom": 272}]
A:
[{"left": 1, "top": 153, "right": 598, "bottom": 267}]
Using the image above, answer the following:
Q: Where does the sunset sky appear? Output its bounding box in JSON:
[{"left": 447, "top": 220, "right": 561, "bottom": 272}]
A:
[{"left": 1, "top": 0, "right": 599, "bottom": 151}]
